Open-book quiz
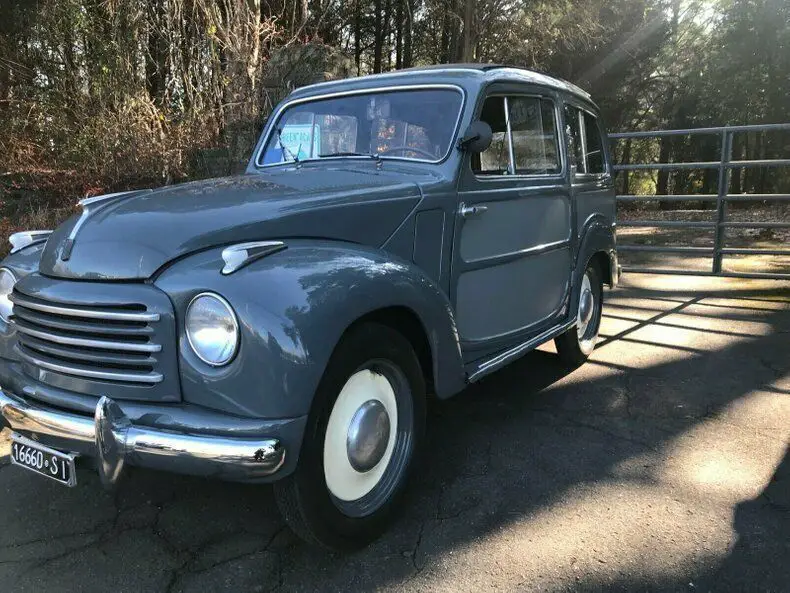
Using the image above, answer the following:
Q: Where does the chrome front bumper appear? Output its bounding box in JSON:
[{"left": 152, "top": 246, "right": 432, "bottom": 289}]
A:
[{"left": 0, "top": 388, "right": 285, "bottom": 486}]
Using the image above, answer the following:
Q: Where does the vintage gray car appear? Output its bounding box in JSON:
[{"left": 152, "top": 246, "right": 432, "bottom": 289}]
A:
[{"left": 0, "top": 64, "right": 617, "bottom": 548}]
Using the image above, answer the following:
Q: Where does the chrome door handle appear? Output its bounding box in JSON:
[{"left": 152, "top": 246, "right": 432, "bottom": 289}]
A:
[
  {"left": 459, "top": 203, "right": 488, "bottom": 218},
  {"left": 597, "top": 173, "right": 613, "bottom": 187}
]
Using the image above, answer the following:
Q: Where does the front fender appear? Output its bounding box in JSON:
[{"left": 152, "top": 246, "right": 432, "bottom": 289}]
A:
[{"left": 155, "top": 240, "right": 466, "bottom": 419}]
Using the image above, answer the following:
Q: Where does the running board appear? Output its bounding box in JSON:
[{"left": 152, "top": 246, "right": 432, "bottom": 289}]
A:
[{"left": 466, "top": 320, "right": 576, "bottom": 383}]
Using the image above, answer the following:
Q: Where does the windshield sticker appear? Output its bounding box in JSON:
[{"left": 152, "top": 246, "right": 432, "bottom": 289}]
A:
[{"left": 275, "top": 124, "right": 321, "bottom": 161}]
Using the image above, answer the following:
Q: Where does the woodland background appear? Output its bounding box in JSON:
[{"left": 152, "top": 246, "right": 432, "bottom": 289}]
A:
[{"left": 0, "top": 0, "right": 789, "bottom": 234}]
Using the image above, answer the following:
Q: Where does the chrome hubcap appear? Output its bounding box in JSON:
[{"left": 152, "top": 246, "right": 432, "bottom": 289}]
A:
[
  {"left": 579, "top": 288, "right": 594, "bottom": 326},
  {"left": 577, "top": 272, "right": 596, "bottom": 341},
  {"left": 346, "top": 399, "right": 391, "bottom": 472}
]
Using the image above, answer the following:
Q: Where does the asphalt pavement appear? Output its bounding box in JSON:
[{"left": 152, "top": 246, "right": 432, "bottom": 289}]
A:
[{"left": 1, "top": 274, "right": 788, "bottom": 592}]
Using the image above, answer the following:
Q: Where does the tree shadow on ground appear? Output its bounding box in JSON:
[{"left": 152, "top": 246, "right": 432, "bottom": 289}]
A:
[
  {"left": 0, "top": 283, "right": 788, "bottom": 591},
  {"left": 265, "top": 283, "right": 790, "bottom": 590}
]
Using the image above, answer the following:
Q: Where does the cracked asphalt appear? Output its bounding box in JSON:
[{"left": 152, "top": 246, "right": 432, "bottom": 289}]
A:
[{"left": 1, "top": 274, "right": 789, "bottom": 592}]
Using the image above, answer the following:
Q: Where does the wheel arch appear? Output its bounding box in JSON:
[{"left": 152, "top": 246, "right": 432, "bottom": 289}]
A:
[
  {"left": 343, "top": 306, "right": 435, "bottom": 397},
  {"left": 570, "top": 215, "right": 616, "bottom": 318}
]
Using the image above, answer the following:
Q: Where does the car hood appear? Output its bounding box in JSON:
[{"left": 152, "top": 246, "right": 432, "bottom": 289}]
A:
[{"left": 39, "top": 168, "right": 423, "bottom": 280}]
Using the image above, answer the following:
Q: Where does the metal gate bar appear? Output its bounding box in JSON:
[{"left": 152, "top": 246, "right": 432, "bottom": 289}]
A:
[{"left": 610, "top": 123, "right": 790, "bottom": 280}]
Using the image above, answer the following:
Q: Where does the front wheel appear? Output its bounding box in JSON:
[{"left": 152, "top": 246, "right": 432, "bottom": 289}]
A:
[
  {"left": 555, "top": 263, "right": 604, "bottom": 367},
  {"left": 274, "top": 323, "right": 426, "bottom": 550}
]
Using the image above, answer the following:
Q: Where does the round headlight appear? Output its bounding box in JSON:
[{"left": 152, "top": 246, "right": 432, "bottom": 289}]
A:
[
  {"left": 0, "top": 268, "right": 17, "bottom": 322},
  {"left": 185, "top": 293, "right": 239, "bottom": 366}
]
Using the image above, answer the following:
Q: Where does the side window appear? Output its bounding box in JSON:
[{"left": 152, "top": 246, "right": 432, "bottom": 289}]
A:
[
  {"left": 564, "top": 105, "right": 585, "bottom": 173},
  {"left": 475, "top": 97, "right": 510, "bottom": 175},
  {"left": 474, "top": 94, "right": 561, "bottom": 176},
  {"left": 582, "top": 112, "right": 605, "bottom": 174},
  {"left": 508, "top": 97, "right": 560, "bottom": 175}
]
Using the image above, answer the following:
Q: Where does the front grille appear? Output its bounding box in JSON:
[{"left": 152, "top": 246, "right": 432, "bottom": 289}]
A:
[{"left": 10, "top": 291, "right": 164, "bottom": 385}]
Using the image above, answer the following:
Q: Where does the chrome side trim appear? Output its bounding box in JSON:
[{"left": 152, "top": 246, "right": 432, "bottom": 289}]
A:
[
  {"left": 221, "top": 241, "right": 286, "bottom": 275},
  {"left": 462, "top": 238, "right": 571, "bottom": 268},
  {"left": 9, "top": 230, "right": 52, "bottom": 254},
  {"left": 14, "top": 324, "right": 161, "bottom": 353},
  {"left": 9, "top": 293, "right": 160, "bottom": 322},
  {"left": 467, "top": 319, "right": 575, "bottom": 383},
  {"left": 0, "top": 389, "right": 287, "bottom": 484},
  {"left": 17, "top": 348, "right": 164, "bottom": 384},
  {"left": 254, "top": 84, "right": 466, "bottom": 168}
]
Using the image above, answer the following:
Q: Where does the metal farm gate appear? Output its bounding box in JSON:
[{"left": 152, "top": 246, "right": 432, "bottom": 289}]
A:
[{"left": 610, "top": 123, "right": 790, "bottom": 280}]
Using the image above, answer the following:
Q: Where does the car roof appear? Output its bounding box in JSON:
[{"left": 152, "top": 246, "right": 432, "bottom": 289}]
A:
[{"left": 289, "top": 64, "right": 593, "bottom": 104}]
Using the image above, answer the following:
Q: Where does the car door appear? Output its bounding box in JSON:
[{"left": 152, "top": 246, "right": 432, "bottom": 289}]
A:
[
  {"left": 564, "top": 102, "right": 616, "bottom": 253},
  {"left": 452, "top": 87, "right": 572, "bottom": 358}
]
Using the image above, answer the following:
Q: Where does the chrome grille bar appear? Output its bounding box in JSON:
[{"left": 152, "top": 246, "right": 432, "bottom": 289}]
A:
[
  {"left": 18, "top": 348, "right": 164, "bottom": 384},
  {"left": 9, "top": 293, "right": 160, "bottom": 322},
  {"left": 14, "top": 323, "right": 161, "bottom": 353}
]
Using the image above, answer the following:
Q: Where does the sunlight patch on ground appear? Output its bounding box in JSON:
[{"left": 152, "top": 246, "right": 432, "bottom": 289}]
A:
[
  {"left": 657, "top": 392, "right": 789, "bottom": 502},
  {"left": 415, "top": 482, "right": 734, "bottom": 592},
  {"left": 413, "top": 388, "right": 788, "bottom": 592}
]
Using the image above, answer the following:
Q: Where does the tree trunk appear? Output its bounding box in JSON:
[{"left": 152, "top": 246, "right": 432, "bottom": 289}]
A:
[
  {"left": 757, "top": 131, "right": 767, "bottom": 194},
  {"left": 384, "top": 0, "right": 392, "bottom": 70},
  {"left": 657, "top": 136, "right": 671, "bottom": 207},
  {"left": 730, "top": 133, "right": 743, "bottom": 195},
  {"left": 440, "top": 8, "right": 450, "bottom": 63},
  {"left": 146, "top": 0, "right": 166, "bottom": 104},
  {"left": 462, "top": 0, "right": 474, "bottom": 61},
  {"left": 403, "top": 0, "right": 413, "bottom": 67},
  {"left": 354, "top": 0, "right": 362, "bottom": 75},
  {"left": 621, "top": 138, "right": 632, "bottom": 196},
  {"left": 373, "top": 0, "right": 383, "bottom": 73},
  {"left": 395, "top": 0, "right": 403, "bottom": 69}
]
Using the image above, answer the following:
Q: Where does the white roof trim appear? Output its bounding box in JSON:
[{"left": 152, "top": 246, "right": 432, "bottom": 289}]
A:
[{"left": 293, "top": 67, "right": 591, "bottom": 100}]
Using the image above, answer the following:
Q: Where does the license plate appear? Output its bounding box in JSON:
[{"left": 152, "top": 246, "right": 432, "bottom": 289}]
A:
[{"left": 10, "top": 433, "right": 77, "bottom": 487}]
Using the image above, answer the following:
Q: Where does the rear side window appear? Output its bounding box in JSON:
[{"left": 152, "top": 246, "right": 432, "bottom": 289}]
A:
[
  {"left": 565, "top": 106, "right": 583, "bottom": 172},
  {"left": 474, "top": 95, "right": 561, "bottom": 176},
  {"left": 565, "top": 105, "right": 607, "bottom": 175},
  {"left": 508, "top": 97, "right": 560, "bottom": 175},
  {"left": 582, "top": 112, "right": 605, "bottom": 174}
]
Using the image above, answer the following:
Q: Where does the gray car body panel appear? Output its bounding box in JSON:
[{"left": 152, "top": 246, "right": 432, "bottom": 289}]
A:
[
  {"left": 0, "top": 65, "right": 614, "bottom": 482},
  {"left": 153, "top": 240, "right": 466, "bottom": 417}
]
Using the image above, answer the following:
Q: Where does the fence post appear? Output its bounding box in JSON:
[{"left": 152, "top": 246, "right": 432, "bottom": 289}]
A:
[{"left": 712, "top": 128, "right": 733, "bottom": 274}]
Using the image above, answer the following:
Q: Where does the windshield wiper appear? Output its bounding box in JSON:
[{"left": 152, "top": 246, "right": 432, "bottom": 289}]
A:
[
  {"left": 318, "top": 151, "right": 381, "bottom": 160},
  {"left": 275, "top": 127, "right": 299, "bottom": 163}
]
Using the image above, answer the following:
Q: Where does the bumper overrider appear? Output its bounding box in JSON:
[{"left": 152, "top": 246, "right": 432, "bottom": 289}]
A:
[{"left": 0, "top": 387, "right": 286, "bottom": 486}]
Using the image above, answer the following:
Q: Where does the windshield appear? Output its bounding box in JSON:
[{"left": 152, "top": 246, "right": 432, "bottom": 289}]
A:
[{"left": 258, "top": 87, "right": 463, "bottom": 166}]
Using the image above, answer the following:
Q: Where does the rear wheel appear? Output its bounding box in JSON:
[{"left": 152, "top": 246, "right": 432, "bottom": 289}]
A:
[
  {"left": 274, "top": 322, "right": 426, "bottom": 550},
  {"left": 555, "top": 262, "right": 604, "bottom": 367}
]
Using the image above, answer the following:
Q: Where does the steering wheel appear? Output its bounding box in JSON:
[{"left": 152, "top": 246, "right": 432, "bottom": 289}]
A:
[{"left": 378, "top": 146, "right": 437, "bottom": 159}]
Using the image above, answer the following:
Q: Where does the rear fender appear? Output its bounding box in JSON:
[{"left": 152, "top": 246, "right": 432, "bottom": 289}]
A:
[{"left": 570, "top": 215, "right": 616, "bottom": 317}]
